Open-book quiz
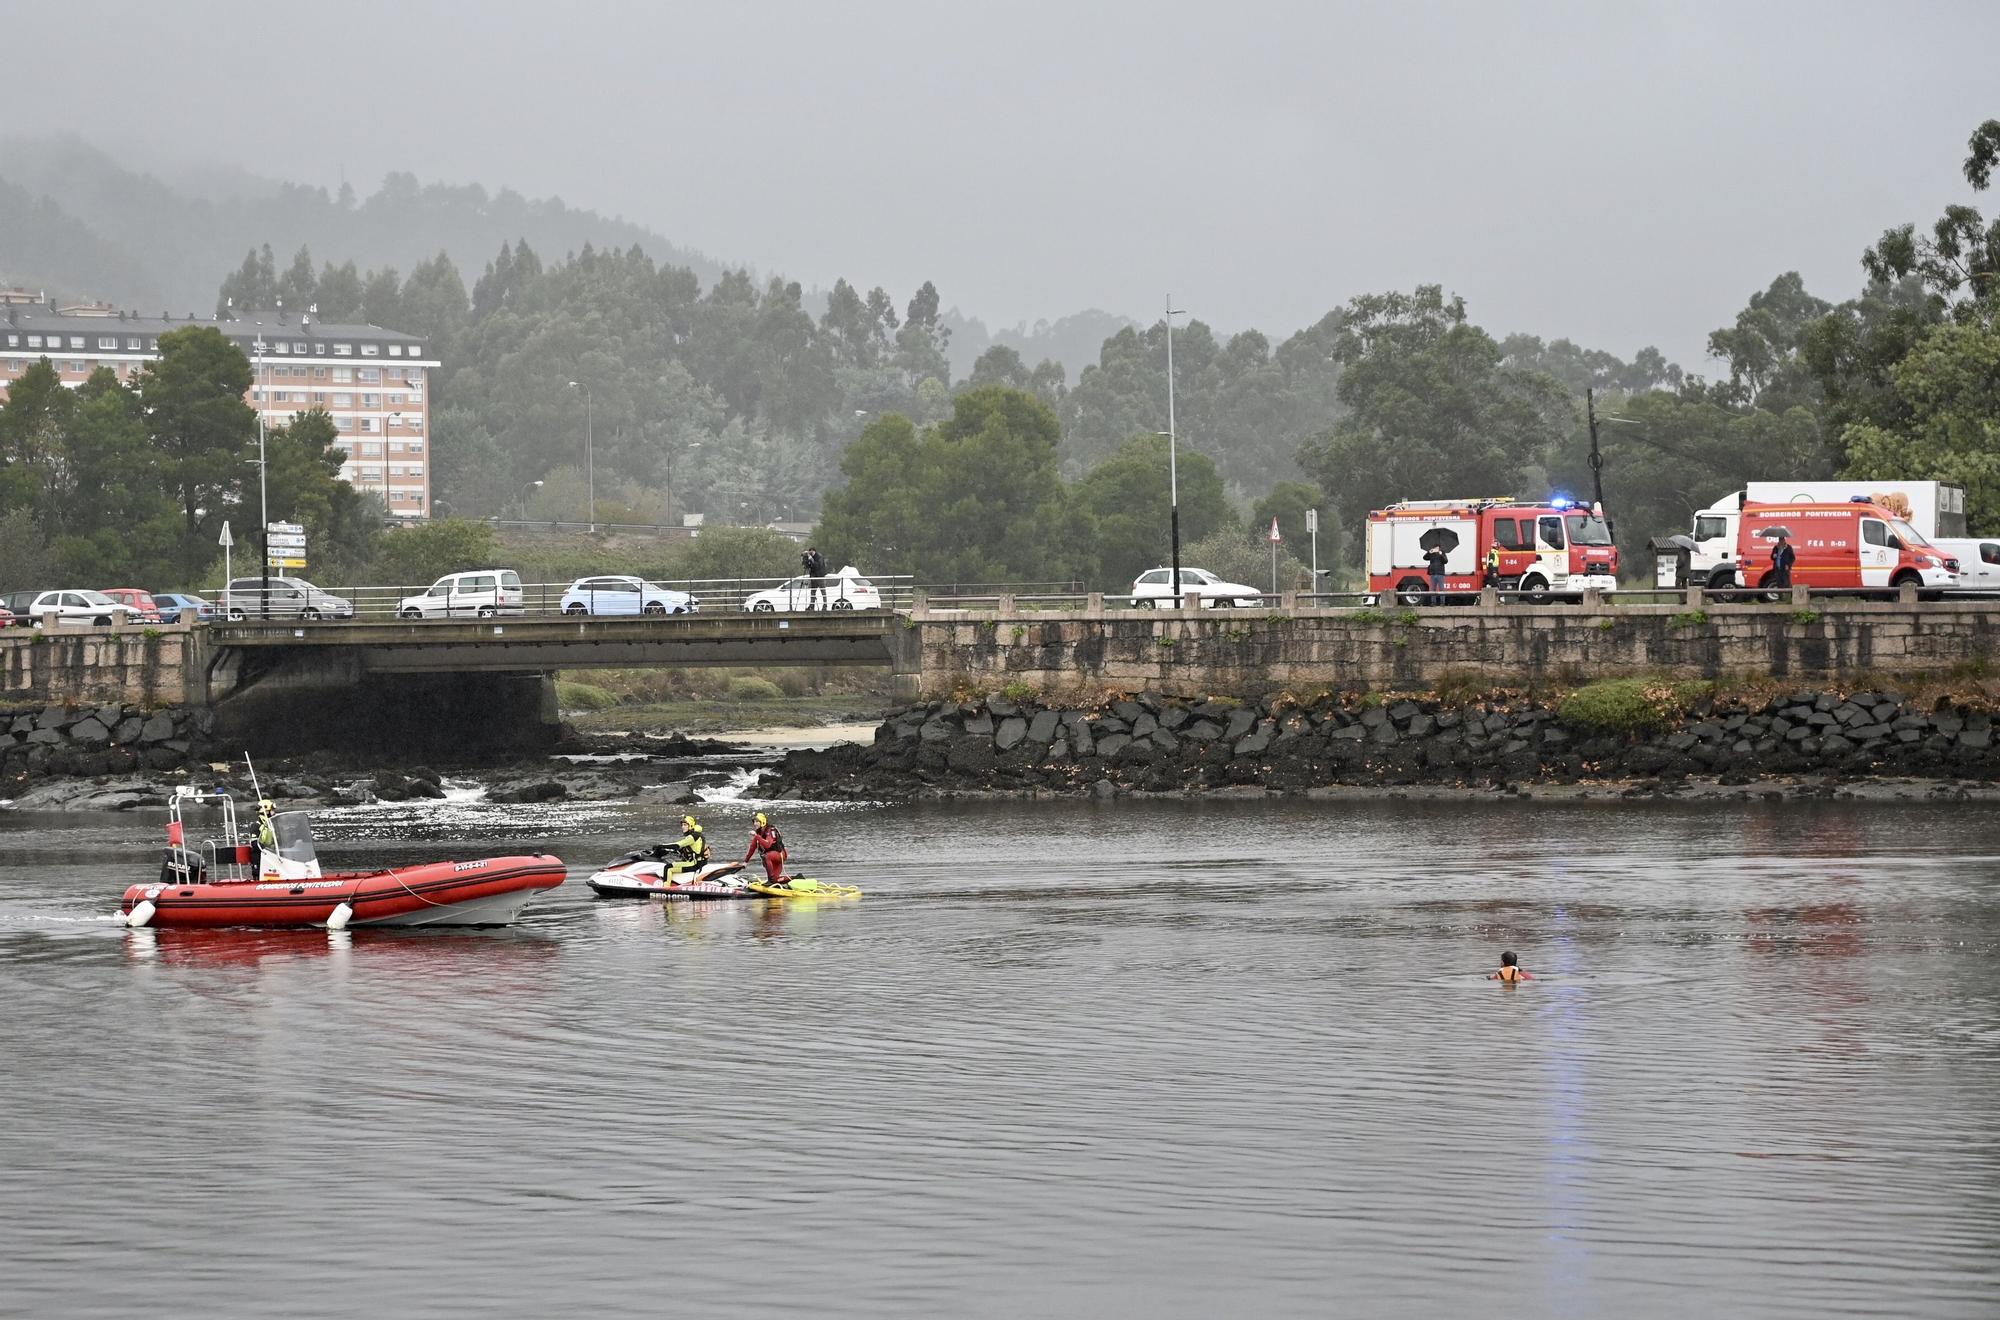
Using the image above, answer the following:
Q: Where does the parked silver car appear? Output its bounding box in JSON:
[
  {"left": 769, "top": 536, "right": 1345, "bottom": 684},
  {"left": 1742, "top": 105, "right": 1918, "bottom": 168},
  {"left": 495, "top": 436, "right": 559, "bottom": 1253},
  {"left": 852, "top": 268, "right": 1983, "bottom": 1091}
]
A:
[{"left": 221, "top": 576, "right": 354, "bottom": 621}]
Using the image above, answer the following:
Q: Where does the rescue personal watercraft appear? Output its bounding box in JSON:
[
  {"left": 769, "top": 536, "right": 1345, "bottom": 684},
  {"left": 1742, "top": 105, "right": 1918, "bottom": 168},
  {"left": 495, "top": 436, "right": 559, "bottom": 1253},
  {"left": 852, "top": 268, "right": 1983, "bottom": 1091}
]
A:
[
  {"left": 120, "top": 785, "right": 566, "bottom": 929},
  {"left": 586, "top": 849, "right": 762, "bottom": 900},
  {"left": 587, "top": 847, "right": 860, "bottom": 901}
]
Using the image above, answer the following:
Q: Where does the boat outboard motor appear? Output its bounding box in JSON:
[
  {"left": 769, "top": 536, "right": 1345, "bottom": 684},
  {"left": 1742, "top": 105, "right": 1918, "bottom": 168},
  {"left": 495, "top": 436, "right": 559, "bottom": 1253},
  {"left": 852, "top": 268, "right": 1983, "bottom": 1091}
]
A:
[{"left": 157, "top": 846, "right": 206, "bottom": 886}]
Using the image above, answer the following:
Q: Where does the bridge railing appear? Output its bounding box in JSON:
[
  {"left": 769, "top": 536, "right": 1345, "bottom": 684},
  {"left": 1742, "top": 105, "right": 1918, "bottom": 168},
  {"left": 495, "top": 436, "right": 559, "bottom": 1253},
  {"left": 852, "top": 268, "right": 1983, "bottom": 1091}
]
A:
[{"left": 296, "top": 575, "right": 919, "bottom": 621}]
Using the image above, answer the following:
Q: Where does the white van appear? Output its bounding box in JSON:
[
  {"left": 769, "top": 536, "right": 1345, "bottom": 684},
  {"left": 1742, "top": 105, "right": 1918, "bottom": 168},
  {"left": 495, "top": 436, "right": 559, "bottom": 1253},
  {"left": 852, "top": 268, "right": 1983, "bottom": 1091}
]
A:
[
  {"left": 1932, "top": 538, "right": 2000, "bottom": 594},
  {"left": 398, "top": 569, "right": 526, "bottom": 619}
]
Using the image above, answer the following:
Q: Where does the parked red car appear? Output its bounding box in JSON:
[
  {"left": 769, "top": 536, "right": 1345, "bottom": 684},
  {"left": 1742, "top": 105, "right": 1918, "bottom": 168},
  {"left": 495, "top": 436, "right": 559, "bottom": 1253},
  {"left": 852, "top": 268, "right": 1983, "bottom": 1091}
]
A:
[
  {"left": 100, "top": 588, "right": 166, "bottom": 623},
  {"left": 0, "top": 605, "right": 14, "bottom": 628}
]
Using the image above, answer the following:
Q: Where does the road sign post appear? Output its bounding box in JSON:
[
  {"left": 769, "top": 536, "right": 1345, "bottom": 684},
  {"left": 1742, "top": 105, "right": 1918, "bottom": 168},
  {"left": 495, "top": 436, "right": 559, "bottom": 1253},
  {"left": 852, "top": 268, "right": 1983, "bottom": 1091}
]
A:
[
  {"left": 219, "top": 521, "right": 234, "bottom": 608},
  {"left": 1306, "top": 508, "right": 1319, "bottom": 598},
  {"left": 1268, "top": 516, "right": 1282, "bottom": 596}
]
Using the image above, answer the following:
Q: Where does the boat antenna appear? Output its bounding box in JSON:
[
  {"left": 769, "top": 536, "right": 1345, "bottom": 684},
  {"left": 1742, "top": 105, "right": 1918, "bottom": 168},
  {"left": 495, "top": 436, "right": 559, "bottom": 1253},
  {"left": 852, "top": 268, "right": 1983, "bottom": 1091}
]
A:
[{"left": 244, "top": 753, "right": 264, "bottom": 806}]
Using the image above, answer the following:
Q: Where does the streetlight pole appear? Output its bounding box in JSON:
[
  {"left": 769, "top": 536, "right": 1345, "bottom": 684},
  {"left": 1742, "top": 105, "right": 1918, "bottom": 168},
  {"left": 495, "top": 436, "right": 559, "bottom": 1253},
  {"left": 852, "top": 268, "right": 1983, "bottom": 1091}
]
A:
[
  {"left": 1165, "top": 295, "right": 1185, "bottom": 608},
  {"left": 568, "top": 380, "right": 594, "bottom": 532},
  {"left": 254, "top": 335, "right": 269, "bottom": 620}
]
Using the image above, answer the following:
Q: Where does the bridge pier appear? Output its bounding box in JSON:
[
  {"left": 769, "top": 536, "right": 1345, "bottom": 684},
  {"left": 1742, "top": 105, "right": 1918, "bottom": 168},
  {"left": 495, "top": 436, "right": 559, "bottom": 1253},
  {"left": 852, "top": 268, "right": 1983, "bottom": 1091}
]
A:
[{"left": 213, "top": 667, "right": 563, "bottom": 760}]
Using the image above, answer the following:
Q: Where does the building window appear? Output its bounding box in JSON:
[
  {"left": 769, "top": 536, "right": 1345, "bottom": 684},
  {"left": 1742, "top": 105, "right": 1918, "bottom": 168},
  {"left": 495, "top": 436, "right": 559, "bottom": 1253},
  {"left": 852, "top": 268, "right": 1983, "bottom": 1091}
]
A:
[
  {"left": 314, "top": 391, "right": 327, "bottom": 404},
  {"left": 4, "top": 334, "right": 16, "bottom": 347},
  {"left": 408, "top": 345, "right": 422, "bottom": 357},
  {"left": 407, "top": 418, "right": 423, "bottom": 434},
  {"left": 70, "top": 361, "right": 85, "bottom": 373},
  {"left": 388, "top": 345, "right": 403, "bottom": 356},
  {"left": 25, "top": 336, "right": 40, "bottom": 348},
  {"left": 388, "top": 393, "right": 405, "bottom": 406},
  {"left": 68, "top": 337, "right": 84, "bottom": 349},
  {"left": 332, "top": 368, "right": 353, "bottom": 384},
  {"left": 361, "top": 343, "right": 379, "bottom": 356},
  {"left": 97, "top": 337, "right": 117, "bottom": 350},
  {"left": 332, "top": 393, "right": 352, "bottom": 407},
  {"left": 333, "top": 343, "right": 352, "bottom": 356},
  {"left": 313, "top": 366, "right": 327, "bottom": 380},
  {"left": 315, "top": 344, "right": 327, "bottom": 355},
  {"left": 361, "top": 393, "right": 379, "bottom": 407},
  {"left": 334, "top": 416, "right": 353, "bottom": 431},
  {"left": 358, "top": 368, "right": 381, "bottom": 384},
  {"left": 125, "top": 337, "right": 141, "bottom": 350}
]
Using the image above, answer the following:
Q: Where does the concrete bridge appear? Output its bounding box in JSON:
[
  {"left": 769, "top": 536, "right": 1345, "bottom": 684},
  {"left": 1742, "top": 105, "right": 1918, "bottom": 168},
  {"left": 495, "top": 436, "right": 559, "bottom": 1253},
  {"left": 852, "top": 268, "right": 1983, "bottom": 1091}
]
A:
[{"left": 5, "top": 593, "right": 1998, "bottom": 756}]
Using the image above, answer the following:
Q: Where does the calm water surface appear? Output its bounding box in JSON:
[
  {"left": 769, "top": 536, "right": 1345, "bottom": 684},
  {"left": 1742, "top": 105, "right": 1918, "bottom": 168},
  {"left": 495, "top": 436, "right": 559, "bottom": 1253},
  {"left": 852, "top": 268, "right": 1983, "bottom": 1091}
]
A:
[{"left": 3, "top": 792, "right": 1998, "bottom": 1318}]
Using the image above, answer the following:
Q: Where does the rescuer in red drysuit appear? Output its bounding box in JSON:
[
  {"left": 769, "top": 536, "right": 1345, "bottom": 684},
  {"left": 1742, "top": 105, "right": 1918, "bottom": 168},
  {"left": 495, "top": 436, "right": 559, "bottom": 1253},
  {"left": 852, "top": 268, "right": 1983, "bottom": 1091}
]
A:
[{"left": 744, "top": 812, "right": 788, "bottom": 882}]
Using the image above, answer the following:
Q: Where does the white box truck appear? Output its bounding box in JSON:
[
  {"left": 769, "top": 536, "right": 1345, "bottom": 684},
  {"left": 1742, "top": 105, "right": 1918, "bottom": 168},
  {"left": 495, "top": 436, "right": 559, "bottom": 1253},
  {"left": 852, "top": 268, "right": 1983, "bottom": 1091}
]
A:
[{"left": 1684, "top": 481, "right": 1968, "bottom": 584}]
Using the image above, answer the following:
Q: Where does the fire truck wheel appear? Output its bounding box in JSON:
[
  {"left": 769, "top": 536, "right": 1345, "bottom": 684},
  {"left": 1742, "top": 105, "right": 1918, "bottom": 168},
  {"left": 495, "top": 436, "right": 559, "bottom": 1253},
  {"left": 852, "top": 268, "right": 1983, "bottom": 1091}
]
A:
[
  {"left": 1519, "top": 576, "right": 1551, "bottom": 604},
  {"left": 1394, "top": 578, "right": 1429, "bottom": 606}
]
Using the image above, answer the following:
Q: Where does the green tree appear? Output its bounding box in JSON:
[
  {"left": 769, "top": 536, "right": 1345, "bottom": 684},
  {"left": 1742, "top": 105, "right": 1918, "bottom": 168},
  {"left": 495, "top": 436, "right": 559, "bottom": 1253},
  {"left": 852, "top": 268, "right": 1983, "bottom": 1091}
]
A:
[
  {"left": 315, "top": 259, "right": 364, "bottom": 320},
  {"left": 136, "top": 326, "right": 255, "bottom": 582},
  {"left": 277, "top": 244, "right": 318, "bottom": 309},
  {"left": 1841, "top": 322, "right": 2000, "bottom": 532},
  {"left": 1860, "top": 118, "right": 2000, "bottom": 326},
  {"left": 817, "top": 387, "right": 1084, "bottom": 583},
  {"left": 216, "top": 243, "right": 277, "bottom": 315},
  {"left": 668, "top": 526, "right": 803, "bottom": 582},
  {"left": 1248, "top": 480, "right": 1323, "bottom": 549},
  {"left": 0, "top": 509, "right": 59, "bottom": 592},
  {"left": 262, "top": 408, "right": 380, "bottom": 582},
  {"left": 1296, "top": 286, "right": 1573, "bottom": 533},
  {"left": 1071, "top": 432, "right": 1232, "bottom": 587},
  {"left": 49, "top": 368, "right": 180, "bottom": 583},
  {"left": 371, "top": 518, "right": 501, "bottom": 586},
  {"left": 0, "top": 356, "right": 75, "bottom": 513}
]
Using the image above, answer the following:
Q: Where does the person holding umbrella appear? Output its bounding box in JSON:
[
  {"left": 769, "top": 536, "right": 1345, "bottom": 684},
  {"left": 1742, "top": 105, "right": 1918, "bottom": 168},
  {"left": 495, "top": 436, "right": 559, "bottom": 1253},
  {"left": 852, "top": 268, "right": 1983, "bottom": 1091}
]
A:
[
  {"left": 1770, "top": 530, "right": 1797, "bottom": 589},
  {"left": 1421, "top": 533, "right": 1450, "bottom": 603}
]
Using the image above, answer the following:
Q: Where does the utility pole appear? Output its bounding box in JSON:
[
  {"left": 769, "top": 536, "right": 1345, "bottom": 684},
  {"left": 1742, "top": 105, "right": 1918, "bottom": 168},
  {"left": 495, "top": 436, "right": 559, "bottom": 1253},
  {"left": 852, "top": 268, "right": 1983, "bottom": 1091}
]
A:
[
  {"left": 1586, "top": 386, "right": 1613, "bottom": 540},
  {"left": 568, "top": 380, "right": 594, "bottom": 532},
  {"left": 255, "top": 335, "right": 269, "bottom": 620},
  {"left": 1165, "top": 296, "right": 1185, "bottom": 608},
  {"left": 1307, "top": 508, "right": 1319, "bottom": 598}
]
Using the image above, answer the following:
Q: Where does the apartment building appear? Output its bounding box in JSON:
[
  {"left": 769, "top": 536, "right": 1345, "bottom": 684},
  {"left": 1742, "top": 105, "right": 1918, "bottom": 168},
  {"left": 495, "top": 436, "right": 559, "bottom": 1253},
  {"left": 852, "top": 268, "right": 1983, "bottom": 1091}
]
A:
[{"left": 0, "top": 305, "right": 440, "bottom": 519}]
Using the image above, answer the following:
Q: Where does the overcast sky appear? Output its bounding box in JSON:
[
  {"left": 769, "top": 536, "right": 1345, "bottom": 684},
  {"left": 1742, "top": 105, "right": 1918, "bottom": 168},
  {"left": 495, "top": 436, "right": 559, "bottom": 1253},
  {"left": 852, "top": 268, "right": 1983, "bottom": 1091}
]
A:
[{"left": 6, "top": 0, "right": 1995, "bottom": 369}]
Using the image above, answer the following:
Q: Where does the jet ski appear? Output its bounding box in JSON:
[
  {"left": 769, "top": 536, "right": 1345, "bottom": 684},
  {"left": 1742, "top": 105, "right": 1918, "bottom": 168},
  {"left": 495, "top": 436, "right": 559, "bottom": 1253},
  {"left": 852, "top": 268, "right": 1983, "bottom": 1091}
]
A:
[{"left": 586, "top": 849, "right": 758, "bottom": 900}]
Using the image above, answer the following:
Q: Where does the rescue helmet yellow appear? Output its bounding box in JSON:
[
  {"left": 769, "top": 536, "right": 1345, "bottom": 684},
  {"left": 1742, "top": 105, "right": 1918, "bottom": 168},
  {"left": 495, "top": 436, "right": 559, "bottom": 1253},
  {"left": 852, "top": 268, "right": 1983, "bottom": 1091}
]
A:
[
  {"left": 754, "top": 812, "right": 769, "bottom": 827},
  {"left": 258, "top": 799, "right": 275, "bottom": 814},
  {"left": 682, "top": 814, "right": 701, "bottom": 831}
]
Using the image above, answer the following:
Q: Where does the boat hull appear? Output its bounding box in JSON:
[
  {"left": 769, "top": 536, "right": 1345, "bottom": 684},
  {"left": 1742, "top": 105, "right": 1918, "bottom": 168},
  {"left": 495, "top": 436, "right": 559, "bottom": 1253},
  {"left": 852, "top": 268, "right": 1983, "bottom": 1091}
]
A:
[{"left": 120, "top": 855, "right": 567, "bottom": 929}]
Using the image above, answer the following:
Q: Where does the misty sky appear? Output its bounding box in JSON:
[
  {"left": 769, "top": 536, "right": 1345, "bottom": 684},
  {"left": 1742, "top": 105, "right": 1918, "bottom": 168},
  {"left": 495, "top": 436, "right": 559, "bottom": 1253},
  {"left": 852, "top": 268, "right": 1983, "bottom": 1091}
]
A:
[{"left": 6, "top": 0, "right": 1996, "bottom": 370}]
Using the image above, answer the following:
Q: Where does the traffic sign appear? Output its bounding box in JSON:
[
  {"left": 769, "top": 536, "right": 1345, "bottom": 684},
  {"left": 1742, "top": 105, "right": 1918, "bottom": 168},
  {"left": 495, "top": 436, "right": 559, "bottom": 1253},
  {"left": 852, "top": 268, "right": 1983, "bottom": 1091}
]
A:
[
  {"left": 267, "top": 556, "right": 306, "bottom": 570},
  {"left": 218, "top": 521, "right": 235, "bottom": 548},
  {"left": 1305, "top": 509, "right": 1318, "bottom": 534},
  {"left": 1268, "top": 516, "right": 1282, "bottom": 543}
]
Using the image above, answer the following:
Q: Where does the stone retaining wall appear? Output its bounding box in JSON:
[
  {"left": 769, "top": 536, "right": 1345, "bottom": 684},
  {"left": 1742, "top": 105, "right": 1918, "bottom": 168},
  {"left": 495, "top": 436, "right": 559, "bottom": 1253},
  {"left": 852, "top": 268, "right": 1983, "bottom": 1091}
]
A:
[
  {"left": 0, "top": 624, "right": 207, "bottom": 706},
  {"left": 767, "top": 686, "right": 1999, "bottom": 800},
  {"left": 1, "top": 702, "right": 213, "bottom": 787},
  {"left": 903, "top": 598, "right": 2000, "bottom": 698}
]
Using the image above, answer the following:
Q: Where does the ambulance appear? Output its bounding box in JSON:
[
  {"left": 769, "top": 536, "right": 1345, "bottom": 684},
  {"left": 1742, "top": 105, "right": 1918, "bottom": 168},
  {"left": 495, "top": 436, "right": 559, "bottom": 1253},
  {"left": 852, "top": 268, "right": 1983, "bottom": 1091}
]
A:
[
  {"left": 1365, "top": 498, "right": 1619, "bottom": 603},
  {"left": 1683, "top": 480, "right": 1966, "bottom": 585},
  {"left": 1723, "top": 500, "right": 1957, "bottom": 595}
]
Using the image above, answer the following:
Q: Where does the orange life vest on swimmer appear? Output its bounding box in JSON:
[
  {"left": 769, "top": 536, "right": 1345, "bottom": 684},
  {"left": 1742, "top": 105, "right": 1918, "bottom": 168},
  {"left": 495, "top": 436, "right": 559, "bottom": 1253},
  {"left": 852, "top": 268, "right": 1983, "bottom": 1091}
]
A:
[{"left": 1495, "top": 964, "right": 1528, "bottom": 982}]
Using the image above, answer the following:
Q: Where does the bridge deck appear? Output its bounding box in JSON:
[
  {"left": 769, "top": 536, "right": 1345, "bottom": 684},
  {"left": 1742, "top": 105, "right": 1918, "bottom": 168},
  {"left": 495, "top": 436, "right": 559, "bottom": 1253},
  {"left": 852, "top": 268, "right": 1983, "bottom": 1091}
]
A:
[{"left": 206, "top": 611, "right": 904, "bottom": 673}]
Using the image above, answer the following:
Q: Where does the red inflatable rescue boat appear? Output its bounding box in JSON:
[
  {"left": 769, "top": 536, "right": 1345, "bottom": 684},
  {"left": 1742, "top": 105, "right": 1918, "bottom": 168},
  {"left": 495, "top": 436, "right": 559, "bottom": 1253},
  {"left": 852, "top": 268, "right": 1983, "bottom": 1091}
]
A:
[{"left": 120, "top": 787, "right": 565, "bottom": 929}]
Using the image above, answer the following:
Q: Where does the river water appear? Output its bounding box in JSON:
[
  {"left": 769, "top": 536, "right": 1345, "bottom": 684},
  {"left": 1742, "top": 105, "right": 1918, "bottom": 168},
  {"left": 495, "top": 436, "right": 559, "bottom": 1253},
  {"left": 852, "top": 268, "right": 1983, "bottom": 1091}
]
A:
[{"left": 2, "top": 789, "right": 1997, "bottom": 1318}]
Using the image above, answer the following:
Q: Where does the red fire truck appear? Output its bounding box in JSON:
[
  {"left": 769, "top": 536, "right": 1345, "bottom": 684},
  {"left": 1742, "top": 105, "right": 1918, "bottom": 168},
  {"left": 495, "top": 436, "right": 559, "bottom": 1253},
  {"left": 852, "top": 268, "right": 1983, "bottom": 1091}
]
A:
[
  {"left": 1725, "top": 500, "right": 1956, "bottom": 595},
  {"left": 1365, "top": 498, "right": 1619, "bottom": 603}
]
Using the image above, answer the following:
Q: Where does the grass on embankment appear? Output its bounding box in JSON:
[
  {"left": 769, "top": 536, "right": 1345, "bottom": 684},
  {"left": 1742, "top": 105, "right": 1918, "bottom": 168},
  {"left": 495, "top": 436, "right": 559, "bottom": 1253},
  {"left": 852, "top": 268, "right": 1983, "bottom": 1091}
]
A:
[{"left": 556, "top": 665, "right": 893, "bottom": 733}]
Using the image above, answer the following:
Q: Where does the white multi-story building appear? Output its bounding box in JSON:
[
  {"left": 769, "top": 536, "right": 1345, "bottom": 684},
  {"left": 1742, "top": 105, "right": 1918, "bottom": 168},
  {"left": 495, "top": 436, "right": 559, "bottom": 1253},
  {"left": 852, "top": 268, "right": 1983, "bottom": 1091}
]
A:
[{"left": 0, "top": 304, "right": 441, "bottom": 519}]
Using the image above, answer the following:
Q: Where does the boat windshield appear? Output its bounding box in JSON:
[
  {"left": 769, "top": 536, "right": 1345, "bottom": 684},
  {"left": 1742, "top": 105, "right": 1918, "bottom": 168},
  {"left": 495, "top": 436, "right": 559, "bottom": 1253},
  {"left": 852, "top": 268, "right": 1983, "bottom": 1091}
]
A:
[{"left": 270, "top": 811, "right": 320, "bottom": 865}]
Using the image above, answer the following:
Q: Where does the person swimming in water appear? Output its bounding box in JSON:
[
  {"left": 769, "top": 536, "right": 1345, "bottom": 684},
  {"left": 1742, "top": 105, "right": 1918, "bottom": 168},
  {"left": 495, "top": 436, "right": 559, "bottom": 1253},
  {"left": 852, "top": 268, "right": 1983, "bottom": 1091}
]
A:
[{"left": 1488, "top": 950, "right": 1532, "bottom": 983}]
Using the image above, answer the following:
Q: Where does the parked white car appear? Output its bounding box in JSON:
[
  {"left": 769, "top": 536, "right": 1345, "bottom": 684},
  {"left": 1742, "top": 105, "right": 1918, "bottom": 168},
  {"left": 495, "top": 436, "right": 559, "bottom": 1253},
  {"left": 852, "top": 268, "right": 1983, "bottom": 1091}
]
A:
[
  {"left": 398, "top": 569, "right": 526, "bottom": 619},
  {"left": 742, "top": 566, "right": 882, "bottom": 612},
  {"left": 13, "top": 590, "right": 143, "bottom": 627},
  {"left": 1932, "top": 538, "right": 2000, "bottom": 593},
  {"left": 1128, "top": 567, "right": 1262, "bottom": 608},
  {"left": 560, "top": 576, "right": 697, "bottom": 616}
]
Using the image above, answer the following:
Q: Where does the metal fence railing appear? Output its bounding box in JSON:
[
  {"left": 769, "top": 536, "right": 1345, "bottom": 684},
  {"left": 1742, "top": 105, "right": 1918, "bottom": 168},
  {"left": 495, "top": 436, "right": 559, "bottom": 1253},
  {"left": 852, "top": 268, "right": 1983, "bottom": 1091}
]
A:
[{"left": 205, "top": 574, "right": 918, "bottom": 622}]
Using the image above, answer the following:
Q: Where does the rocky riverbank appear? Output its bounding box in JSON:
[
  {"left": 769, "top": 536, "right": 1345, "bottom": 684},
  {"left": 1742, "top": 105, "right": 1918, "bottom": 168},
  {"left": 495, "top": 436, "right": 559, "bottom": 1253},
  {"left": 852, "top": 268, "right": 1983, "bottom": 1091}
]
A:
[
  {"left": 1, "top": 702, "right": 214, "bottom": 785},
  {"left": 0, "top": 719, "right": 767, "bottom": 813},
  {"left": 760, "top": 686, "right": 2000, "bottom": 801}
]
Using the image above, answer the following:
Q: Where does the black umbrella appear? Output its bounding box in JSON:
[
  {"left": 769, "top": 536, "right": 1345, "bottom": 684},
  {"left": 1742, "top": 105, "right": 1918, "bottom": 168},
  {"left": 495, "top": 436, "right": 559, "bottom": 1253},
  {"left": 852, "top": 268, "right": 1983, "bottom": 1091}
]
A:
[
  {"left": 1755, "top": 525, "right": 1794, "bottom": 540},
  {"left": 1418, "top": 527, "right": 1460, "bottom": 553}
]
